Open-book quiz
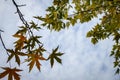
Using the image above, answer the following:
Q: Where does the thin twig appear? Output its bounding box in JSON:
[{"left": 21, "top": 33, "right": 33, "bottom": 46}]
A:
[
  {"left": 0, "top": 33, "right": 9, "bottom": 56},
  {"left": 12, "top": 0, "right": 43, "bottom": 47},
  {"left": 0, "top": 32, "right": 11, "bottom": 67}
]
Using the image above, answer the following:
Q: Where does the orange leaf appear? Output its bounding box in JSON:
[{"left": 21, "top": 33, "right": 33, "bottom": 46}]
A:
[
  {"left": 13, "top": 33, "right": 25, "bottom": 38},
  {"left": 36, "top": 60, "right": 41, "bottom": 71},
  {"left": 26, "top": 54, "right": 46, "bottom": 72},
  {"left": 13, "top": 34, "right": 22, "bottom": 38},
  {"left": 13, "top": 33, "right": 27, "bottom": 51},
  {"left": 28, "top": 60, "right": 35, "bottom": 72}
]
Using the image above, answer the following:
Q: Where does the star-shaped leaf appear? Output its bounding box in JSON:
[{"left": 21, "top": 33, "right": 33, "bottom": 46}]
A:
[
  {"left": 25, "top": 53, "right": 46, "bottom": 72},
  {"left": 7, "top": 49, "right": 27, "bottom": 65},
  {"left": 0, "top": 67, "right": 22, "bottom": 80},
  {"left": 47, "top": 46, "right": 64, "bottom": 68}
]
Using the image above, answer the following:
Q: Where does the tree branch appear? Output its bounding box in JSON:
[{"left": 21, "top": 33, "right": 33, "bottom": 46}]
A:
[
  {"left": 12, "top": 0, "right": 43, "bottom": 48},
  {"left": 0, "top": 31, "right": 11, "bottom": 67},
  {"left": 0, "top": 32, "right": 9, "bottom": 56}
]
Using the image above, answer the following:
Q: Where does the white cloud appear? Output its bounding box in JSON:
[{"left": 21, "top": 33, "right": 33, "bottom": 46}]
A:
[{"left": 0, "top": 0, "right": 119, "bottom": 80}]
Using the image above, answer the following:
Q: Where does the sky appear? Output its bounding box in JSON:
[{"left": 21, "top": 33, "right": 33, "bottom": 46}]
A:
[{"left": 0, "top": 0, "right": 119, "bottom": 80}]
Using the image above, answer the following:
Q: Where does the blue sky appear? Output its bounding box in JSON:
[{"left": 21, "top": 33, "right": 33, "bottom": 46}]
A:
[{"left": 0, "top": 0, "right": 119, "bottom": 80}]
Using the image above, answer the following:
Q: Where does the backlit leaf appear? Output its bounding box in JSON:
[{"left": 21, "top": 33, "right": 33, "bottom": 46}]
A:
[
  {"left": 13, "top": 33, "right": 27, "bottom": 51},
  {"left": 47, "top": 46, "right": 64, "bottom": 68},
  {"left": 25, "top": 53, "right": 46, "bottom": 72}
]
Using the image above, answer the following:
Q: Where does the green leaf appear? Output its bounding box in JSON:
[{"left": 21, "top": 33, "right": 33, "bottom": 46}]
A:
[
  {"left": 86, "top": 31, "right": 92, "bottom": 37},
  {"left": 110, "top": 51, "right": 114, "bottom": 56},
  {"left": 55, "top": 53, "right": 64, "bottom": 56},
  {"left": 7, "top": 53, "right": 14, "bottom": 63},
  {"left": 50, "top": 58, "right": 54, "bottom": 68},
  {"left": 91, "top": 38, "right": 98, "bottom": 44},
  {"left": 55, "top": 56, "right": 62, "bottom": 64},
  {"left": 47, "top": 46, "right": 63, "bottom": 68},
  {"left": 7, "top": 49, "right": 26, "bottom": 66},
  {"left": 114, "top": 61, "right": 119, "bottom": 68},
  {"left": 115, "top": 68, "right": 119, "bottom": 74},
  {"left": 15, "top": 54, "right": 20, "bottom": 65},
  {"left": 53, "top": 46, "right": 59, "bottom": 53}
]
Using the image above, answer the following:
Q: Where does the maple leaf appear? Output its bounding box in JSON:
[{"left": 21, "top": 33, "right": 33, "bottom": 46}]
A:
[
  {"left": 25, "top": 53, "right": 46, "bottom": 72},
  {"left": 13, "top": 33, "right": 27, "bottom": 51},
  {"left": 0, "top": 67, "right": 22, "bottom": 80},
  {"left": 7, "top": 49, "right": 27, "bottom": 65},
  {"left": 47, "top": 46, "right": 64, "bottom": 68}
]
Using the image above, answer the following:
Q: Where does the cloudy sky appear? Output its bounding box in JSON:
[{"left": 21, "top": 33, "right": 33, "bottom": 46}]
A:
[{"left": 0, "top": 0, "right": 119, "bottom": 80}]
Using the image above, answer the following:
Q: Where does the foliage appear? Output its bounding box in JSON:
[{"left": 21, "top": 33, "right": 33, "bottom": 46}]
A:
[
  {"left": 0, "top": 67, "right": 22, "bottom": 80},
  {"left": 0, "top": 0, "right": 64, "bottom": 80},
  {"left": 26, "top": 53, "right": 46, "bottom": 72},
  {"left": 0, "top": 0, "right": 120, "bottom": 80},
  {"left": 47, "top": 46, "right": 64, "bottom": 67},
  {"left": 37, "top": 0, "right": 120, "bottom": 74}
]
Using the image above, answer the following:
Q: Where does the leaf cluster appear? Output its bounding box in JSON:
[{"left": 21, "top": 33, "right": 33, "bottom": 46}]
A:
[
  {"left": 0, "top": 20, "right": 64, "bottom": 80},
  {"left": 35, "top": 0, "right": 120, "bottom": 75},
  {"left": 2, "top": 0, "right": 120, "bottom": 80}
]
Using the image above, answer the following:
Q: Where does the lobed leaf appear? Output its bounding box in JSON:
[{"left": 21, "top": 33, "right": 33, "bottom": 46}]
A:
[
  {"left": 0, "top": 67, "right": 22, "bottom": 80},
  {"left": 47, "top": 46, "right": 64, "bottom": 68}
]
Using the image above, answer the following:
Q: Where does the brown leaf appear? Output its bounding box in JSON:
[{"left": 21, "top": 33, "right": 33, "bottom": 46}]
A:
[
  {"left": 28, "top": 60, "right": 35, "bottom": 72},
  {"left": 0, "top": 67, "right": 22, "bottom": 80},
  {"left": 26, "top": 54, "right": 46, "bottom": 72},
  {"left": 0, "top": 70, "right": 9, "bottom": 78},
  {"left": 36, "top": 60, "right": 41, "bottom": 71}
]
